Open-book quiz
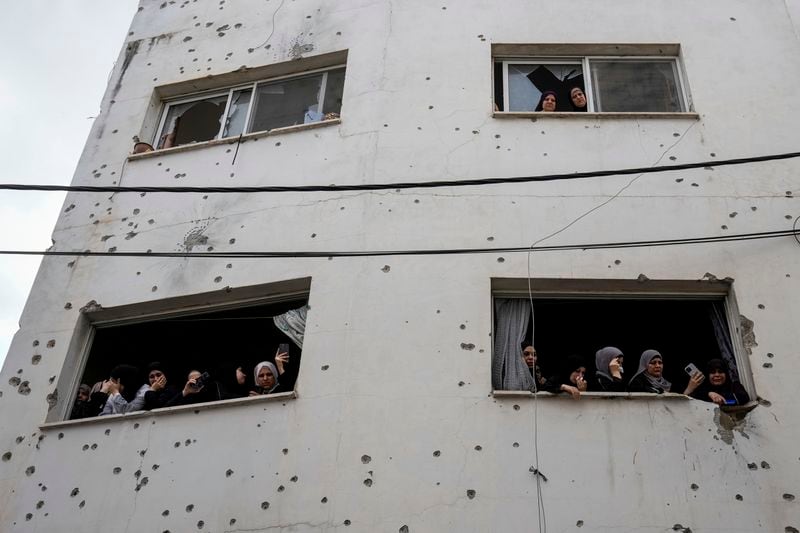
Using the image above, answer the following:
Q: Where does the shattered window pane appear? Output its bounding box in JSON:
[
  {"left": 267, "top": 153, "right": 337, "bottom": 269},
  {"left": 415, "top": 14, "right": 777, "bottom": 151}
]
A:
[
  {"left": 590, "top": 60, "right": 685, "bottom": 112},
  {"left": 250, "top": 74, "right": 324, "bottom": 132},
  {"left": 223, "top": 88, "right": 252, "bottom": 138},
  {"left": 159, "top": 95, "right": 227, "bottom": 148},
  {"left": 507, "top": 63, "right": 584, "bottom": 112}
]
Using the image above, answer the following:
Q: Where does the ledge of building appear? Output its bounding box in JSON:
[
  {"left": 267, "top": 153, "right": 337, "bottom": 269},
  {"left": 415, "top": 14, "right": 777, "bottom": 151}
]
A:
[
  {"left": 39, "top": 391, "right": 296, "bottom": 430},
  {"left": 127, "top": 119, "right": 340, "bottom": 161},
  {"left": 493, "top": 112, "right": 700, "bottom": 120},
  {"left": 494, "top": 390, "right": 693, "bottom": 400}
]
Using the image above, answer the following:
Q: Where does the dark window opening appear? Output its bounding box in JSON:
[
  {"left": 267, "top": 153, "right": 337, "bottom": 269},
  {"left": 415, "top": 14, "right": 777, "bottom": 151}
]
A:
[
  {"left": 494, "top": 298, "right": 740, "bottom": 394},
  {"left": 71, "top": 298, "right": 306, "bottom": 420}
]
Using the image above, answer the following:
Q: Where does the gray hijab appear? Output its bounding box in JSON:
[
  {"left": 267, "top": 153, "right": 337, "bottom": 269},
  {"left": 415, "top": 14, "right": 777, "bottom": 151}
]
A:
[
  {"left": 595, "top": 346, "right": 623, "bottom": 381},
  {"left": 631, "top": 349, "right": 671, "bottom": 392},
  {"left": 254, "top": 361, "right": 279, "bottom": 393}
]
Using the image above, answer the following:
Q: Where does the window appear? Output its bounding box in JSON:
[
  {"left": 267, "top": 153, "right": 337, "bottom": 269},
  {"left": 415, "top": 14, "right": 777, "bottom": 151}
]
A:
[
  {"left": 491, "top": 278, "right": 753, "bottom": 399},
  {"left": 49, "top": 278, "right": 311, "bottom": 423},
  {"left": 155, "top": 66, "right": 345, "bottom": 148},
  {"left": 492, "top": 44, "right": 690, "bottom": 114}
]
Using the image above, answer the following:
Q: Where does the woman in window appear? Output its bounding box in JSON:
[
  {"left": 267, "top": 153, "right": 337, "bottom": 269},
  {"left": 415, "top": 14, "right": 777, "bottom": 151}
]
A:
[
  {"left": 627, "top": 350, "right": 704, "bottom": 395},
  {"left": 142, "top": 362, "right": 180, "bottom": 410},
  {"left": 569, "top": 87, "right": 587, "bottom": 112},
  {"left": 535, "top": 90, "right": 558, "bottom": 112},
  {"left": 541, "top": 355, "right": 588, "bottom": 399},
  {"left": 594, "top": 346, "right": 626, "bottom": 391},
  {"left": 693, "top": 359, "right": 750, "bottom": 406},
  {"left": 521, "top": 343, "right": 547, "bottom": 390},
  {"left": 250, "top": 348, "right": 291, "bottom": 395},
  {"left": 165, "top": 369, "right": 221, "bottom": 406},
  {"left": 97, "top": 364, "right": 150, "bottom": 416}
]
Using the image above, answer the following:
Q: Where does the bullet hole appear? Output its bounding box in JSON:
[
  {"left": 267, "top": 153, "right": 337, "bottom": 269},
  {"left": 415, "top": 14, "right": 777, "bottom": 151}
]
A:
[
  {"left": 784, "top": 493, "right": 795, "bottom": 501},
  {"left": 230, "top": 518, "right": 237, "bottom": 525},
  {"left": 282, "top": 448, "right": 288, "bottom": 455},
  {"left": 58, "top": 433, "right": 64, "bottom": 439},
  {"left": 91, "top": 443, "right": 98, "bottom": 450},
  {"left": 25, "top": 513, "right": 32, "bottom": 521},
  {"left": 162, "top": 510, "right": 170, "bottom": 517},
  {"left": 474, "top": 445, "right": 482, "bottom": 451},
  {"left": 691, "top": 183, "right": 699, "bottom": 187},
  {"left": 361, "top": 455, "right": 371, "bottom": 464},
  {"left": 70, "top": 488, "right": 80, "bottom": 497},
  {"left": 761, "top": 461, "right": 771, "bottom": 469},
  {"left": 466, "top": 489, "right": 476, "bottom": 499},
  {"left": 47, "top": 340, "right": 55, "bottom": 348},
  {"left": 36, "top": 500, "right": 44, "bottom": 509},
  {"left": 381, "top": 265, "right": 391, "bottom": 273},
  {"left": 458, "top": 381, "right": 465, "bottom": 386},
  {"left": 214, "top": 276, "right": 223, "bottom": 283},
  {"left": 277, "top": 485, "right": 285, "bottom": 492},
  {"left": 152, "top": 286, "right": 158, "bottom": 292},
  {"left": 134, "top": 469, "right": 142, "bottom": 479},
  {"left": 786, "top": 528, "right": 799, "bottom": 533},
  {"left": 31, "top": 355, "right": 41, "bottom": 365},
  {"left": 113, "top": 467, "right": 122, "bottom": 474},
  {"left": 321, "top": 365, "right": 329, "bottom": 371},
  {"left": 747, "top": 462, "right": 758, "bottom": 470},
  {"left": 321, "top": 497, "right": 328, "bottom": 503},
  {"left": 226, "top": 469, "right": 233, "bottom": 477},
  {"left": 431, "top": 450, "right": 442, "bottom": 458},
  {"left": 9, "top": 377, "right": 20, "bottom": 386},
  {"left": 197, "top": 520, "right": 204, "bottom": 529},
  {"left": 691, "top": 483, "right": 699, "bottom": 490},
  {"left": 767, "top": 352, "right": 774, "bottom": 358},
  {"left": 576, "top": 520, "right": 584, "bottom": 527},
  {"left": 82, "top": 444, "right": 89, "bottom": 451},
  {"left": 2, "top": 452, "right": 11, "bottom": 461},
  {"left": 16, "top": 436, "right": 24, "bottom": 444},
  {"left": 787, "top": 191, "right": 794, "bottom": 197},
  {"left": 152, "top": 464, "right": 159, "bottom": 471},
  {"left": 25, "top": 465, "right": 36, "bottom": 476},
  {"left": 363, "top": 478, "right": 373, "bottom": 487},
  {"left": 513, "top": 442, "right": 519, "bottom": 448},
  {"left": 763, "top": 362, "right": 773, "bottom": 368},
  {"left": 460, "top": 343, "right": 475, "bottom": 350},
  {"left": 344, "top": 520, "right": 351, "bottom": 526},
  {"left": 186, "top": 504, "right": 194, "bottom": 512},
  {"left": 290, "top": 476, "right": 298, "bottom": 482},
  {"left": 730, "top": 17, "right": 736, "bottom": 21},
  {"left": 497, "top": 257, "right": 505, "bottom": 263},
  {"left": 400, "top": 526, "right": 409, "bottom": 533}
]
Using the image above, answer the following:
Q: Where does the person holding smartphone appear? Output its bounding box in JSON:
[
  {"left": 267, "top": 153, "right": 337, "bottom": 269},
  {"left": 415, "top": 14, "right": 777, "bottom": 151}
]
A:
[
  {"left": 693, "top": 358, "right": 750, "bottom": 406},
  {"left": 627, "top": 350, "right": 704, "bottom": 395},
  {"left": 250, "top": 345, "right": 292, "bottom": 395}
]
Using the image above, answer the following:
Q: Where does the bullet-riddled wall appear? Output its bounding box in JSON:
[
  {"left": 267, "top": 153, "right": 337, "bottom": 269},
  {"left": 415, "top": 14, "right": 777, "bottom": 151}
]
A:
[{"left": 1, "top": 0, "right": 799, "bottom": 531}]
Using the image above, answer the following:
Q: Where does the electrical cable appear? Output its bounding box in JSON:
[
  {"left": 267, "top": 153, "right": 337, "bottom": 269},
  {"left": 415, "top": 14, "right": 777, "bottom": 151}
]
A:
[
  {"left": 1, "top": 150, "right": 799, "bottom": 194},
  {"left": 0, "top": 228, "right": 794, "bottom": 259}
]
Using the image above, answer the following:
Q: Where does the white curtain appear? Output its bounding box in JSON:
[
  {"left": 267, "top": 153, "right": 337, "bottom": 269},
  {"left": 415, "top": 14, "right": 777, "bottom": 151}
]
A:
[
  {"left": 273, "top": 304, "right": 309, "bottom": 349},
  {"left": 492, "top": 298, "right": 534, "bottom": 391}
]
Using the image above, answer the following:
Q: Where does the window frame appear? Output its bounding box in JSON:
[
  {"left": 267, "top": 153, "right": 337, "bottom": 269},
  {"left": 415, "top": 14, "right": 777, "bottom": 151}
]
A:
[
  {"left": 43, "top": 278, "right": 311, "bottom": 427},
  {"left": 490, "top": 278, "right": 755, "bottom": 400},
  {"left": 495, "top": 54, "right": 692, "bottom": 115},
  {"left": 153, "top": 64, "right": 346, "bottom": 148}
]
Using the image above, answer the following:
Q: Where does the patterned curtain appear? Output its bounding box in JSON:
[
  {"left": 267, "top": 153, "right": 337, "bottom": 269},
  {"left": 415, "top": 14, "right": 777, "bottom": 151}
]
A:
[{"left": 273, "top": 304, "right": 309, "bottom": 349}]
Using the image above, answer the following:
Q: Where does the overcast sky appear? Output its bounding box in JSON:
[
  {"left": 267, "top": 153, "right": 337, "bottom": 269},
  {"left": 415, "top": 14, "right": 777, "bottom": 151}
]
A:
[{"left": 0, "top": 1, "right": 139, "bottom": 368}]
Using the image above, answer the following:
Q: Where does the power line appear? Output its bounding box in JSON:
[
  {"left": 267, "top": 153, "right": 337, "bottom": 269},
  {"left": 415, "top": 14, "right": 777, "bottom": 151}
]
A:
[
  {"left": 1, "top": 151, "right": 799, "bottom": 194},
  {"left": 0, "top": 228, "right": 794, "bottom": 259}
]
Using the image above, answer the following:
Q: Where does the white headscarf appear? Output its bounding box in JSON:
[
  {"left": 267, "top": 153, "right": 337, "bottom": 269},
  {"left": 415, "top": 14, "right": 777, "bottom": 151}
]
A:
[{"left": 254, "top": 361, "right": 279, "bottom": 393}]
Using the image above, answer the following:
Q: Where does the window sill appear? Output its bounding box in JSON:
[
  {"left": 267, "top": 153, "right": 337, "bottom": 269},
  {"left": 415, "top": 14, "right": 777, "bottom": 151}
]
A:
[
  {"left": 128, "top": 118, "right": 341, "bottom": 161},
  {"left": 493, "top": 390, "right": 693, "bottom": 400},
  {"left": 493, "top": 111, "right": 700, "bottom": 120},
  {"left": 39, "top": 391, "right": 296, "bottom": 430}
]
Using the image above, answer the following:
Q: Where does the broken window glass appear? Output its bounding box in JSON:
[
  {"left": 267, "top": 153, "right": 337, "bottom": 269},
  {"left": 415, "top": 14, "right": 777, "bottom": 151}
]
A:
[
  {"left": 158, "top": 94, "right": 228, "bottom": 148},
  {"left": 222, "top": 88, "right": 253, "bottom": 138},
  {"left": 507, "top": 62, "right": 584, "bottom": 112},
  {"left": 250, "top": 74, "right": 324, "bottom": 132}
]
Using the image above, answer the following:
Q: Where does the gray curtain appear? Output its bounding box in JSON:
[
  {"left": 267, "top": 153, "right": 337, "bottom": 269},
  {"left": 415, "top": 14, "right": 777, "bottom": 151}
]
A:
[
  {"left": 709, "top": 301, "right": 739, "bottom": 381},
  {"left": 492, "top": 298, "right": 534, "bottom": 391},
  {"left": 273, "top": 304, "right": 309, "bottom": 349}
]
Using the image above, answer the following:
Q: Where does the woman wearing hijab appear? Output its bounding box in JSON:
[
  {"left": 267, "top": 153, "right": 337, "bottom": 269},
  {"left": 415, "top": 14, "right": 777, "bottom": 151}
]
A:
[
  {"left": 165, "top": 369, "right": 222, "bottom": 407},
  {"left": 541, "top": 355, "right": 589, "bottom": 399},
  {"left": 142, "top": 361, "right": 180, "bottom": 410},
  {"left": 98, "top": 364, "right": 150, "bottom": 416},
  {"left": 628, "top": 350, "right": 705, "bottom": 395},
  {"left": 569, "top": 87, "right": 587, "bottom": 111},
  {"left": 693, "top": 358, "right": 750, "bottom": 406},
  {"left": 594, "top": 346, "right": 626, "bottom": 391},
  {"left": 250, "top": 361, "right": 291, "bottom": 395},
  {"left": 534, "top": 90, "right": 558, "bottom": 112}
]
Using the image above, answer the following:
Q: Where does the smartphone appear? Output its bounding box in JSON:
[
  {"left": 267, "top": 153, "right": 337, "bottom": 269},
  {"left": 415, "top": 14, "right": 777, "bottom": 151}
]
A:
[
  {"left": 684, "top": 363, "right": 701, "bottom": 376},
  {"left": 191, "top": 372, "right": 210, "bottom": 389},
  {"left": 724, "top": 398, "right": 737, "bottom": 405},
  {"left": 278, "top": 343, "right": 290, "bottom": 355}
]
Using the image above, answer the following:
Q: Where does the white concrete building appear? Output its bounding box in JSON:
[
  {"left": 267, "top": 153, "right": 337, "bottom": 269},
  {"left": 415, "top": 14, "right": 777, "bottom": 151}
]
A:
[{"left": 1, "top": 1, "right": 799, "bottom": 531}]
